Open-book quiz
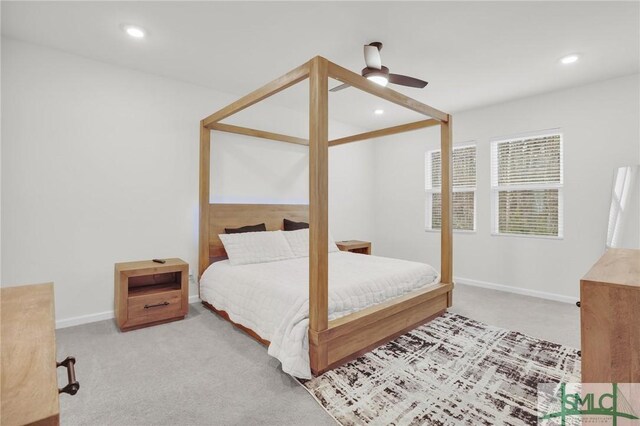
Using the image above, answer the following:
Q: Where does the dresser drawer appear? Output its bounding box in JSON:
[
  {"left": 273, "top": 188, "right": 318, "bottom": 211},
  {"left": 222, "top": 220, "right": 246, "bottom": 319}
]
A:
[{"left": 127, "top": 290, "right": 183, "bottom": 326}]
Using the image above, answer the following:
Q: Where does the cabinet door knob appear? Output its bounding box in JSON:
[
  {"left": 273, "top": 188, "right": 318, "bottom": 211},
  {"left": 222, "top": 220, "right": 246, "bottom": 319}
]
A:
[
  {"left": 57, "top": 356, "right": 79, "bottom": 395},
  {"left": 576, "top": 301, "right": 581, "bottom": 308}
]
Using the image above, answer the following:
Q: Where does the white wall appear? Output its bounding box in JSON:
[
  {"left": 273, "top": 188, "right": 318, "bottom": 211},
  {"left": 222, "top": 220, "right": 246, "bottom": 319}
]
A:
[
  {"left": 209, "top": 108, "right": 376, "bottom": 241},
  {"left": 373, "top": 73, "right": 640, "bottom": 301},
  {"left": 1, "top": 38, "right": 375, "bottom": 326}
]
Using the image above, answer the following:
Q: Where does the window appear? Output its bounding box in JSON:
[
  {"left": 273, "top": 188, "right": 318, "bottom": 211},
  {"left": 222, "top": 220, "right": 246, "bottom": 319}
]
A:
[
  {"left": 491, "top": 131, "right": 563, "bottom": 238},
  {"left": 425, "top": 144, "right": 476, "bottom": 231}
]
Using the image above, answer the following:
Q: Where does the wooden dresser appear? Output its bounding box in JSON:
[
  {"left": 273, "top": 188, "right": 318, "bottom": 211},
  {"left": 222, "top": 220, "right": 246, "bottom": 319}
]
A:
[
  {"left": 580, "top": 248, "right": 640, "bottom": 383},
  {"left": 1, "top": 283, "right": 78, "bottom": 426}
]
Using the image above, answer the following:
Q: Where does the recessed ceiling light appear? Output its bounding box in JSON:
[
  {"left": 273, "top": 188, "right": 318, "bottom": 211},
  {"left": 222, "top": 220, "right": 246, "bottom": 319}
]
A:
[
  {"left": 560, "top": 54, "right": 579, "bottom": 65},
  {"left": 123, "top": 25, "right": 145, "bottom": 39},
  {"left": 374, "top": 109, "right": 384, "bottom": 115}
]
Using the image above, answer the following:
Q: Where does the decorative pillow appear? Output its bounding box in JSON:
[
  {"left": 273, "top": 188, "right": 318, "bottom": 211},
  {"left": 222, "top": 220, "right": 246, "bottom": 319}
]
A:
[
  {"left": 282, "top": 228, "right": 340, "bottom": 257},
  {"left": 225, "top": 223, "right": 267, "bottom": 234},
  {"left": 219, "top": 230, "right": 295, "bottom": 266},
  {"left": 283, "top": 218, "right": 309, "bottom": 231}
]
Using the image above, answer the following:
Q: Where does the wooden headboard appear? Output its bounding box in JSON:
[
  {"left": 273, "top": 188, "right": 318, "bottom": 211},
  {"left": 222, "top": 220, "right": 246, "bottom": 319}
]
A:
[{"left": 207, "top": 203, "right": 309, "bottom": 264}]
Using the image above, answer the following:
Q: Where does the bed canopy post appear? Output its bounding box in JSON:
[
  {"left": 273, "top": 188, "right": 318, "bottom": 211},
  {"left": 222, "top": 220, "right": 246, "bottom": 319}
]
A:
[
  {"left": 199, "top": 121, "right": 211, "bottom": 283},
  {"left": 308, "top": 56, "right": 329, "bottom": 371},
  {"left": 440, "top": 118, "right": 453, "bottom": 299}
]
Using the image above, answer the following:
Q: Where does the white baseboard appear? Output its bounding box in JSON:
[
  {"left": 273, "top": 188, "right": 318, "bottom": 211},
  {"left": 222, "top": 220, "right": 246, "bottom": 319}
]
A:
[
  {"left": 55, "top": 294, "right": 202, "bottom": 329},
  {"left": 56, "top": 310, "right": 115, "bottom": 329},
  {"left": 454, "top": 276, "right": 577, "bottom": 304}
]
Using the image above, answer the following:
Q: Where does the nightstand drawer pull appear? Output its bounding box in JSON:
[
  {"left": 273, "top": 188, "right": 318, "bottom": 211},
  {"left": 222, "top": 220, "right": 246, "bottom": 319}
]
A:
[
  {"left": 144, "top": 301, "right": 170, "bottom": 309},
  {"left": 57, "top": 356, "right": 79, "bottom": 396}
]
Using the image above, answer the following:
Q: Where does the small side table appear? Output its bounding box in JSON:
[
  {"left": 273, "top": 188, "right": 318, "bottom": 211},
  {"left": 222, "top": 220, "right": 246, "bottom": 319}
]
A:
[
  {"left": 336, "top": 240, "right": 371, "bottom": 255},
  {"left": 115, "top": 258, "right": 189, "bottom": 331}
]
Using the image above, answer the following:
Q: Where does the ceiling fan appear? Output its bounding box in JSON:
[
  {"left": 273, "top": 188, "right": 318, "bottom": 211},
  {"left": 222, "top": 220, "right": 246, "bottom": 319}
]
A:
[{"left": 330, "top": 42, "right": 428, "bottom": 92}]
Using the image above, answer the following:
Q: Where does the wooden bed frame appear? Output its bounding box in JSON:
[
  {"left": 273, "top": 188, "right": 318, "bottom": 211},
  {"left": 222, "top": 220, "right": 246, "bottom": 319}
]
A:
[{"left": 199, "top": 56, "right": 454, "bottom": 375}]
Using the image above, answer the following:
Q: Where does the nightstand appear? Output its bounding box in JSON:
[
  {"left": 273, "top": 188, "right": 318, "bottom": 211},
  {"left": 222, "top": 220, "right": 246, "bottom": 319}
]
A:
[
  {"left": 336, "top": 240, "right": 371, "bottom": 255},
  {"left": 115, "top": 258, "right": 189, "bottom": 331}
]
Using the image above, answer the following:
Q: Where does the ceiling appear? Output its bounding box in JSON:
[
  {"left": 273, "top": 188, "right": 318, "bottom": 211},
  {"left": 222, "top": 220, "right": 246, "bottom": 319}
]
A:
[{"left": 2, "top": 1, "right": 639, "bottom": 130}]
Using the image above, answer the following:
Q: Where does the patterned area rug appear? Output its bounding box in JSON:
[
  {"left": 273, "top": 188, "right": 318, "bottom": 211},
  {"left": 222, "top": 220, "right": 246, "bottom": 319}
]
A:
[{"left": 301, "top": 313, "right": 580, "bottom": 426}]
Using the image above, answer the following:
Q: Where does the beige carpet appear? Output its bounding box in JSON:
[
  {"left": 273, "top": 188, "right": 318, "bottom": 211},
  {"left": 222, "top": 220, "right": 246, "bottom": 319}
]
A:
[{"left": 56, "top": 305, "right": 336, "bottom": 425}]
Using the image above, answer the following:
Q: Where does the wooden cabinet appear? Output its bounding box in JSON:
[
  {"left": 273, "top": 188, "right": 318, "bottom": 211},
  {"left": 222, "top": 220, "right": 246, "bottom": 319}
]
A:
[
  {"left": 580, "top": 248, "right": 640, "bottom": 383},
  {"left": 1, "top": 283, "right": 78, "bottom": 426},
  {"left": 115, "top": 258, "right": 189, "bottom": 331},
  {"left": 336, "top": 240, "right": 371, "bottom": 255}
]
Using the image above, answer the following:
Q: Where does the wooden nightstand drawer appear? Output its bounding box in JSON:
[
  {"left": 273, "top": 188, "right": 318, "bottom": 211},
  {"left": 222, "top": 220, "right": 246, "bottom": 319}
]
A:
[{"left": 127, "top": 289, "right": 183, "bottom": 326}]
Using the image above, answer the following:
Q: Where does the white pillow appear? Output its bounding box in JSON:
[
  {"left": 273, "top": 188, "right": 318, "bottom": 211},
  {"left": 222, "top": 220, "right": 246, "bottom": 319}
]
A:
[
  {"left": 282, "top": 228, "right": 340, "bottom": 257},
  {"left": 219, "top": 230, "right": 295, "bottom": 266}
]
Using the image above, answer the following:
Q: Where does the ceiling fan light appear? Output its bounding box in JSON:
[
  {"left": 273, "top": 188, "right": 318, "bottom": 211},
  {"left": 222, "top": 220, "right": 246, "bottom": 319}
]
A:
[{"left": 367, "top": 75, "right": 388, "bottom": 87}]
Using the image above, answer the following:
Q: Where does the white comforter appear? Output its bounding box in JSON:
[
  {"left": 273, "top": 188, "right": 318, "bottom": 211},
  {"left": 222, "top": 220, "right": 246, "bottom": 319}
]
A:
[{"left": 200, "top": 251, "right": 440, "bottom": 378}]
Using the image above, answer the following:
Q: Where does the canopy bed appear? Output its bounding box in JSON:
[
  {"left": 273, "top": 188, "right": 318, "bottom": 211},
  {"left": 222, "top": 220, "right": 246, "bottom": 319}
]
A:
[{"left": 198, "top": 56, "right": 453, "bottom": 378}]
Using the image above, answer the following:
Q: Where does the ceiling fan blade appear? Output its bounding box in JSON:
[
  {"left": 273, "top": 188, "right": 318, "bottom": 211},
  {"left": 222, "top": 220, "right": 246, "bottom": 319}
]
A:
[
  {"left": 363, "top": 45, "right": 382, "bottom": 70},
  {"left": 329, "top": 83, "right": 351, "bottom": 92},
  {"left": 388, "top": 73, "right": 428, "bottom": 88}
]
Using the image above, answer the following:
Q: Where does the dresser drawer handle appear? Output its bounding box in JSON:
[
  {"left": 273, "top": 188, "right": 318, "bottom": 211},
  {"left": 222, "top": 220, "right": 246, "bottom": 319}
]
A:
[
  {"left": 57, "top": 356, "right": 79, "bottom": 395},
  {"left": 576, "top": 301, "right": 581, "bottom": 308},
  {"left": 144, "top": 301, "right": 170, "bottom": 309}
]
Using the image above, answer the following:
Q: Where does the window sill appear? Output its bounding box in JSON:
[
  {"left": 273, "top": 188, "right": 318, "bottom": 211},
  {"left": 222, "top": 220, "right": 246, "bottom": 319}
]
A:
[
  {"left": 490, "top": 232, "right": 563, "bottom": 240},
  {"left": 425, "top": 229, "right": 477, "bottom": 234}
]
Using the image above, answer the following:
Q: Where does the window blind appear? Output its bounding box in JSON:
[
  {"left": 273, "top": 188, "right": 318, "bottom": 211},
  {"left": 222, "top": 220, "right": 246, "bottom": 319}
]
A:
[
  {"left": 491, "top": 132, "right": 563, "bottom": 237},
  {"left": 426, "top": 145, "right": 476, "bottom": 231}
]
